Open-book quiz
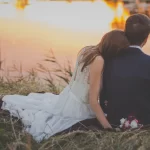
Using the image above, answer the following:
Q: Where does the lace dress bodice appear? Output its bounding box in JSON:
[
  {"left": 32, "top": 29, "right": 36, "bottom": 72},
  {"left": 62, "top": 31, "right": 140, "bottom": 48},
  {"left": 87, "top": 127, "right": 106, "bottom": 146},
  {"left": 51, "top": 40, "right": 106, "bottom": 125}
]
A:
[{"left": 69, "top": 48, "right": 90, "bottom": 104}]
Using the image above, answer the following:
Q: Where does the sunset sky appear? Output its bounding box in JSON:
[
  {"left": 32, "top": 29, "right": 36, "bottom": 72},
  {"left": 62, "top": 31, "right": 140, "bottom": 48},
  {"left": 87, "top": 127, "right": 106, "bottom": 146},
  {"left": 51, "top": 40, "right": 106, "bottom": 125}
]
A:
[{"left": 0, "top": 0, "right": 149, "bottom": 73}]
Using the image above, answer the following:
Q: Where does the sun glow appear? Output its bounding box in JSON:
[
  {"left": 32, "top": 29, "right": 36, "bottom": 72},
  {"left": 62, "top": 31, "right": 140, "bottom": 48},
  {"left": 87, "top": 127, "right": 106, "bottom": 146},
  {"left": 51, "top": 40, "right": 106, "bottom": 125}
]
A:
[
  {"left": 0, "top": 0, "right": 130, "bottom": 32},
  {"left": 20, "top": 1, "right": 115, "bottom": 32},
  {"left": 111, "top": 1, "right": 130, "bottom": 28},
  {"left": 15, "top": 0, "right": 29, "bottom": 9},
  {"left": 115, "top": 1, "right": 129, "bottom": 21},
  {"left": 13, "top": 0, "right": 130, "bottom": 31}
]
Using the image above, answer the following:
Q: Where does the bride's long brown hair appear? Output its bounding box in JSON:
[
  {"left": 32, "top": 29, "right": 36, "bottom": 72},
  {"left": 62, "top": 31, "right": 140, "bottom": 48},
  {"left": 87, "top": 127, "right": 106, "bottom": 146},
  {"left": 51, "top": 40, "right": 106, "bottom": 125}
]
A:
[{"left": 79, "top": 30, "right": 130, "bottom": 71}]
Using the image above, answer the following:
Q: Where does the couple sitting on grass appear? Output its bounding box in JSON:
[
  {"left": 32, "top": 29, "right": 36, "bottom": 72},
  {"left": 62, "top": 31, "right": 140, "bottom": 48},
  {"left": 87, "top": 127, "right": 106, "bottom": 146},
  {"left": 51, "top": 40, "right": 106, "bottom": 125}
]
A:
[{"left": 1, "top": 13, "right": 150, "bottom": 142}]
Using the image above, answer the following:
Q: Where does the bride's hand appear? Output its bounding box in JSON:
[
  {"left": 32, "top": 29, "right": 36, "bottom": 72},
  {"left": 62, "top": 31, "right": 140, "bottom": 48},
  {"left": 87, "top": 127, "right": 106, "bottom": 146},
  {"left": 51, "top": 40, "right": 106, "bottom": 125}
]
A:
[{"left": 103, "top": 123, "right": 112, "bottom": 129}]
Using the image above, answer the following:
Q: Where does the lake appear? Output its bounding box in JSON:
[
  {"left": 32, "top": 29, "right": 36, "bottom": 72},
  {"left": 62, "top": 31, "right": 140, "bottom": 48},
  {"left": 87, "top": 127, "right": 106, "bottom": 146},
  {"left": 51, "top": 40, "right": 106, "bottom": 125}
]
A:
[{"left": 0, "top": 0, "right": 150, "bottom": 74}]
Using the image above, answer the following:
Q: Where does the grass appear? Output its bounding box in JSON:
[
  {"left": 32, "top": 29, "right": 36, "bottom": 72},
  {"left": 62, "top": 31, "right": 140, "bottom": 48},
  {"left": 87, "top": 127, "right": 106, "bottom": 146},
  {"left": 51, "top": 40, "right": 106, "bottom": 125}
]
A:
[
  {"left": 0, "top": 51, "right": 150, "bottom": 150},
  {"left": 1, "top": 109, "right": 150, "bottom": 150}
]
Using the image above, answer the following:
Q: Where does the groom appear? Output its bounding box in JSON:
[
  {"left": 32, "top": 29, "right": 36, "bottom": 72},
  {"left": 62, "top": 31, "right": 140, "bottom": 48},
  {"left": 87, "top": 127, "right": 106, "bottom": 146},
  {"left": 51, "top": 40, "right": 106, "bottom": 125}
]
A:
[
  {"left": 55, "top": 14, "right": 150, "bottom": 135},
  {"left": 100, "top": 13, "right": 150, "bottom": 126}
]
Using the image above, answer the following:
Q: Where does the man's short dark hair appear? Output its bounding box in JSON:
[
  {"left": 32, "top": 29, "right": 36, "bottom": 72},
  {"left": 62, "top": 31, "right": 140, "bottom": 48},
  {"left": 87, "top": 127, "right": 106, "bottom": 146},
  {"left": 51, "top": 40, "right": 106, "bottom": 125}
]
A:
[{"left": 125, "top": 14, "right": 150, "bottom": 45}]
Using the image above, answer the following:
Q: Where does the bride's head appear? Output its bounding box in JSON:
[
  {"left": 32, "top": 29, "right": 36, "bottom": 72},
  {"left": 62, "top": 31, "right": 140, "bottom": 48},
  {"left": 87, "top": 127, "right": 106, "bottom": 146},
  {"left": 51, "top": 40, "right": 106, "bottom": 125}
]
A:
[{"left": 79, "top": 29, "right": 129, "bottom": 71}]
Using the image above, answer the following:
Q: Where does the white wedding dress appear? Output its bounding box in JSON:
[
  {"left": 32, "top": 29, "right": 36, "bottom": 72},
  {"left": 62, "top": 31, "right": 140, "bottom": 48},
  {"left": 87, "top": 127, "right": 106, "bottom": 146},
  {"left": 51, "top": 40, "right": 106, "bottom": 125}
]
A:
[{"left": 1, "top": 47, "right": 96, "bottom": 142}]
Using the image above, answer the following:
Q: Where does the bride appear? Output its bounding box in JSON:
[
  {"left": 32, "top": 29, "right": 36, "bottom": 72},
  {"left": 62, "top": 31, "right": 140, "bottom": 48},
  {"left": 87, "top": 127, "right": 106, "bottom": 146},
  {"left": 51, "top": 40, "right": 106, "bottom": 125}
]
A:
[{"left": 1, "top": 30, "right": 129, "bottom": 142}]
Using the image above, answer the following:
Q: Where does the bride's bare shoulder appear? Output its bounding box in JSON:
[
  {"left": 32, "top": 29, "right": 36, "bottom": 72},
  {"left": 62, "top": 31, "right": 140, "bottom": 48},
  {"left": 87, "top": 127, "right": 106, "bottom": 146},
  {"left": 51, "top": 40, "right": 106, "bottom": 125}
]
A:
[
  {"left": 90, "top": 56, "right": 104, "bottom": 72},
  {"left": 95, "top": 56, "right": 104, "bottom": 63},
  {"left": 92, "top": 56, "right": 104, "bottom": 66}
]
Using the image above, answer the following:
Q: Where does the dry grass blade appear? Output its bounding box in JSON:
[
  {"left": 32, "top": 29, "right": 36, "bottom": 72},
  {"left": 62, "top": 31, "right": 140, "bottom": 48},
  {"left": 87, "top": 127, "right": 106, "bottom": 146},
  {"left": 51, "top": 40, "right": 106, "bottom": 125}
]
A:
[
  {"left": 55, "top": 74, "right": 70, "bottom": 84},
  {"left": 7, "top": 142, "right": 31, "bottom": 150},
  {"left": 41, "top": 50, "right": 73, "bottom": 85}
]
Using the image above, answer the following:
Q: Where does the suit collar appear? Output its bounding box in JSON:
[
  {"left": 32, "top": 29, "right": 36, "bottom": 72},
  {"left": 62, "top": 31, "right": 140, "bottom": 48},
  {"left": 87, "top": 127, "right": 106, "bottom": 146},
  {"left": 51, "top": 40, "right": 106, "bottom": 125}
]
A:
[{"left": 129, "top": 45, "right": 142, "bottom": 51}]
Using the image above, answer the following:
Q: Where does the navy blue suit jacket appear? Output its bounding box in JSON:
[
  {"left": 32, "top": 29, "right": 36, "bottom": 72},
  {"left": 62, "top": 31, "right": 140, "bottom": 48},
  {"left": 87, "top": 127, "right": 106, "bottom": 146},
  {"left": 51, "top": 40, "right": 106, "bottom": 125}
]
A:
[{"left": 100, "top": 47, "right": 150, "bottom": 126}]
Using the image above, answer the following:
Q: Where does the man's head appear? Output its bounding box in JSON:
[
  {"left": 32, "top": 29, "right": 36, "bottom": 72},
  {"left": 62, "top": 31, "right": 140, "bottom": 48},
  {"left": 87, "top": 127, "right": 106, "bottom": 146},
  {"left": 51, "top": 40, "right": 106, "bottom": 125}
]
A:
[{"left": 125, "top": 14, "right": 150, "bottom": 47}]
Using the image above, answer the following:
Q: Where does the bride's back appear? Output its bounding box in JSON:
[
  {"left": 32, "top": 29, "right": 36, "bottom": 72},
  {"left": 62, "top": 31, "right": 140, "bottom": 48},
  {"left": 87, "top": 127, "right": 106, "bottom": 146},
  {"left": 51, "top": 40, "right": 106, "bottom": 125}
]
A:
[
  {"left": 58, "top": 46, "right": 95, "bottom": 119},
  {"left": 68, "top": 46, "right": 92, "bottom": 104}
]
